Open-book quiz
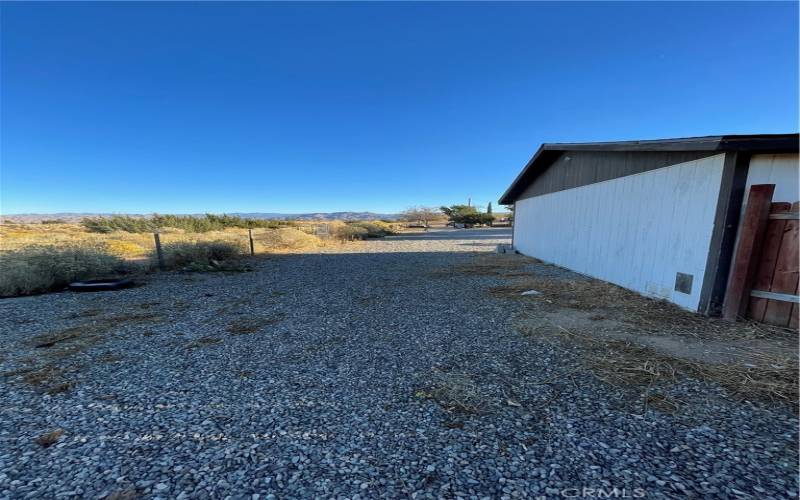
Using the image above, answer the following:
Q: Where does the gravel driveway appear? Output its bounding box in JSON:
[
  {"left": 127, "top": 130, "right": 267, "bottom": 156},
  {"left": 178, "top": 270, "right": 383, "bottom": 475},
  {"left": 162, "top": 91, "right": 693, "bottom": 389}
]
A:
[{"left": 1, "top": 228, "right": 797, "bottom": 499}]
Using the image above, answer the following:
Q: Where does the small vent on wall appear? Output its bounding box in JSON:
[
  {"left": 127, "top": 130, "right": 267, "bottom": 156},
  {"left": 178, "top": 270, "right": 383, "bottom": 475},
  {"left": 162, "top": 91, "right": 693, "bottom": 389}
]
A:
[{"left": 674, "top": 272, "right": 693, "bottom": 295}]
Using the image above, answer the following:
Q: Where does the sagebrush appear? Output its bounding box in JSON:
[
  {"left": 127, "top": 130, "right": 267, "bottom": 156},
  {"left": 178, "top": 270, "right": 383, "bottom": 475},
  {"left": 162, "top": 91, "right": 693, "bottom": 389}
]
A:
[
  {"left": 257, "top": 228, "right": 322, "bottom": 250},
  {"left": 155, "top": 240, "right": 245, "bottom": 270},
  {"left": 0, "top": 245, "right": 129, "bottom": 297}
]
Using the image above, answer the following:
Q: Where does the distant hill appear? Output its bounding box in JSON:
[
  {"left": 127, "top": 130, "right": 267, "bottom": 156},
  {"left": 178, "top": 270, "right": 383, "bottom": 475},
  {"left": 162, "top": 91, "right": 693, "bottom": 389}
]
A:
[{"left": 2, "top": 212, "right": 400, "bottom": 223}]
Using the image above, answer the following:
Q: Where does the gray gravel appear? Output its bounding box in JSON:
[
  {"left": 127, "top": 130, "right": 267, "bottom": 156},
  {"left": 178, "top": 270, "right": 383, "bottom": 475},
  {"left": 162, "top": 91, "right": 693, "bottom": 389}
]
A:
[{"left": 1, "top": 228, "right": 797, "bottom": 499}]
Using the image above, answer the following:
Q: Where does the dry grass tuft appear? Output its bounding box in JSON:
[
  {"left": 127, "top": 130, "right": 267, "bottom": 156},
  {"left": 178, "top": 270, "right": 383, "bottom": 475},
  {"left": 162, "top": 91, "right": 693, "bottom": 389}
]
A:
[
  {"left": 157, "top": 240, "right": 246, "bottom": 271},
  {"left": 35, "top": 428, "right": 64, "bottom": 447},
  {"left": 645, "top": 393, "right": 682, "bottom": 414},
  {"left": 428, "top": 253, "right": 535, "bottom": 278},
  {"left": 520, "top": 322, "right": 799, "bottom": 409},
  {"left": 256, "top": 228, "right": 324, "bottom": 251},
  {"left": 17, "top": 365, "right": 62, "bottom": 385},
  {"left": 105, "top": 488, "right": 139, "bottom": 500},
  {"left": 226, "top": 314, "right": 285, "bottom": 335},
  {"left": 45, "top": 382, "right": 73, "bottom": 395},
  {"left": 98, "top": 352, "right": 124, "bottom": 363},
  {"left": 3, "top": 310, "right": 163, "bottom": 395},
  {"left": 418, "top": 369, "right": 488, "bottom": 414},
  {"left": 187, "top": 336, "right": 222, "bottom": 348},
  {"left": 31, "top": 327, "right": 85, "bottom": 348},
  {"left": 8, "top": 364, "right": 76, "bottom": 395},
  {"left": 458, "top": 254, "right": 535, "bottom": 276}
]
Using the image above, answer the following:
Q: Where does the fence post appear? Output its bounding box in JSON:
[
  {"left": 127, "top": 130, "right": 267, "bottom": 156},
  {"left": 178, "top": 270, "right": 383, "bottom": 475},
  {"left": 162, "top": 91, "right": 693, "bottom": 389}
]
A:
[
  {"left": 153, "top": 232, "right": 165, "bottom": 271},
  {"left": 248, "top": 228, "right": 255, "bottom": 256}
]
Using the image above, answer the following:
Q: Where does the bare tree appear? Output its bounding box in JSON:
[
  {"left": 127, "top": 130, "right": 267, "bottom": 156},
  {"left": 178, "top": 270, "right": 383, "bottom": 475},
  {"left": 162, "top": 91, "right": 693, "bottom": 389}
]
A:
[{"left": 401, "top": 206, "right": 440, "bottom": 227}]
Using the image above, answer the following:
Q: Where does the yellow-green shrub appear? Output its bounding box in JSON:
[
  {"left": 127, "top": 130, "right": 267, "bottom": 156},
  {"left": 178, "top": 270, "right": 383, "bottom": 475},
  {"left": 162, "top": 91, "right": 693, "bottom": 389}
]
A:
[
  {"left": 333, "top": 225, "right": 369, "bottom": 241},
  {"left": 257, "top": 228, "right": 322, "bottom": 250},
  {"left": 0, "top": 245, "right": 127, "bottom": 297},
  {"left": 352, "top": 221, "right": 398, "bottom": 237},
  {"left": 155, "top": 240, "right": 245, "bottom": 270}
]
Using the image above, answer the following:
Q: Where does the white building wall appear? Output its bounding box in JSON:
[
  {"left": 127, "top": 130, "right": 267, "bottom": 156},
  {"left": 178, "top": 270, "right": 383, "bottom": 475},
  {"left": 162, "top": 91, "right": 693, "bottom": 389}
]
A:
[
  {"left": 745, "top": 154, "right": 799, "bottom": 204},
  {"left": 513, "top": 154, "right": 726, "bottom": 311}
]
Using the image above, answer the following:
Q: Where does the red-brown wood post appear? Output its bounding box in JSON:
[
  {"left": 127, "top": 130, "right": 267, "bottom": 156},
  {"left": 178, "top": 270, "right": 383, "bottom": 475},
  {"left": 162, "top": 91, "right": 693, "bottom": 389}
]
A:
[
  {"left": 747, "top": 202, "right": 792, "bottom": 321},
  {"left": 722, "top": 184, "right": 775, "bottom": 320},
  {"left": 248, "top": 229, "right": 255, "bottom": 256}
]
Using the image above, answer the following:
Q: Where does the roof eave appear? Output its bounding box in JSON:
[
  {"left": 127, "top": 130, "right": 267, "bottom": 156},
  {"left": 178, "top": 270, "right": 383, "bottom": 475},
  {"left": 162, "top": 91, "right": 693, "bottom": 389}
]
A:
[{"left": 498, "top": 133, "right": 799, "bottom": 205}]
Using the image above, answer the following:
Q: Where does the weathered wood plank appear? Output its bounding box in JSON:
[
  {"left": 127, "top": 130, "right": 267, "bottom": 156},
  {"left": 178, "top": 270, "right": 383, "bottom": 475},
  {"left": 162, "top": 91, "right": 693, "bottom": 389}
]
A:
[
  {"left": 764, "top": 201, "right": 800, "bottom": 326},
  {"left": 790, "top": 281, "right": 799, "bottom": 330},
  {"left": 749, "top": 289, "right": 800, "bottom": 303},
  {"left": 723, "top": 184, "right": 775, "bottom": 320},
  {"left": 747, "top": 202, "right": 791, "bottom": 321},
  {"left": 769, "top": 212, "right": 800, "bottom": 220}
]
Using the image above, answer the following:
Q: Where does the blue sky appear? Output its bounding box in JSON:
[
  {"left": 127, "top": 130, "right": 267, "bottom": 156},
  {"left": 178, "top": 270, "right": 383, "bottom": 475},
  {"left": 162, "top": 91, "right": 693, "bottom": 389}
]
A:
[{"left": 1, "top": 2, "right": 797, "bottom": 215}]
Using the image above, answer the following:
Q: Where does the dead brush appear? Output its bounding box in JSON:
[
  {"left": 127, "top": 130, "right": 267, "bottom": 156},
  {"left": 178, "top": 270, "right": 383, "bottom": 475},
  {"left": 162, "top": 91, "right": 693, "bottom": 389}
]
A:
[
  {"left": 520, "top": 321, "right": 799, "bottom": 409},
  {"left": 3, "top": 363, "right": 77, "bottom": 395},
  {"left": 35, "top": 428, "right": 64, "bottom": 447},
  {"left": 427, "top": 253, "right": 535, "bottom": 279},
  {"left": 418, "top": 370, "right": 488, "bottom": 414},
  {"left": 5, "top": 310, "right": 163, "bottom": 395},
  {"left": 494, "top": 264, "right": 793, "bottom": 341},
  {"left": 30, "top": 311, "right": 160, "bottom": 350},
  {"left": 105, "top": 488, "right": 139, "bottom": 500},
  {"left": 187, "top": 336, "right": 222, "bottom": 348},
  {"left": 19, "top": 365, "right": 64, "bottom": 386},
  {"left": 454, "top": 253, "right": 535, "bottom": 276},
  {"left": 226, "top": 314, "right": 285, "bottom": 335}
]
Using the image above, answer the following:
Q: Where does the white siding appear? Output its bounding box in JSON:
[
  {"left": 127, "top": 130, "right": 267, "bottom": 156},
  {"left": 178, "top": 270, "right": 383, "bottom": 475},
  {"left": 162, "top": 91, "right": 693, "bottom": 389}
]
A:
[
  {"left": 745, "top": 154, "right": 799, "bottom": 204},
  {"left": 513, "top": 154, "right": 726, "bottom": 311}
]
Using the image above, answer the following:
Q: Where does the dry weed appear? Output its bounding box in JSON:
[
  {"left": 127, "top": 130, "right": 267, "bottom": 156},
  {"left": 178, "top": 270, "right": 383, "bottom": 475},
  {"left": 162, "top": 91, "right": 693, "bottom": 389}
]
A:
[
  {"left": 35, "top": 429, "right": 64, "bottom": 447},
  {"left": 418, "top": 370, "right": 488, "bottom": 414},
  {"left": 226, "top": 314, "right": 285, "bottom": 335},
  {"left": 432, "top": 253, "right": 535, "bottom": 278},
  {"left": 105, "top": 488, "right": 139, "bottom": 500},
  {"left": 5, "top": 310, "right": 162, "bottom": 395},
  {"left": 187, "top": 336, "right": 222, "bottom": 348},
  {"left": 521, "top": 322, "right": 798, "bottom": 408},
  {"left": 45, "top": 382, "right": 73, "bottom": 395}
]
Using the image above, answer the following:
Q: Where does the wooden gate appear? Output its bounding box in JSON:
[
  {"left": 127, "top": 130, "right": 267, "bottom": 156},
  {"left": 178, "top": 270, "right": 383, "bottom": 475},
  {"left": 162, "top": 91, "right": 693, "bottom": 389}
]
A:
[
  {"left": 747, "top": 201, "right": 799, "bottom": 328},
  {"left": 723, "top": 184, "right": 799, "bottom": 328}
]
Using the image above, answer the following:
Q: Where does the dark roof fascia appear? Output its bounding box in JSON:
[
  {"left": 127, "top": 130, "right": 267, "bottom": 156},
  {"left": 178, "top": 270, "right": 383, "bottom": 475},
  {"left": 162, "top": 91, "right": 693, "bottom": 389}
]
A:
[{"left": 499, "top": 133, "right": 798, "bottom": 205}]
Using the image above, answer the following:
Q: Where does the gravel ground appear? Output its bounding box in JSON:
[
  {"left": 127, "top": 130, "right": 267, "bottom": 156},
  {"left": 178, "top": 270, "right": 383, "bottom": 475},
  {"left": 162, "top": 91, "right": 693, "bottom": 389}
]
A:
[{"left": 1, "top": 228, "right": 797, "bottom": 499}]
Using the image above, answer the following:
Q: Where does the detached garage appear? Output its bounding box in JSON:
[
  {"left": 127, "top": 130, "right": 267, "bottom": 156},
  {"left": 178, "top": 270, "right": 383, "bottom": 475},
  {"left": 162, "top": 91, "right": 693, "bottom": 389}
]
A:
[{"left": 499, "top": 134, "right": 799, "bottom": 318}]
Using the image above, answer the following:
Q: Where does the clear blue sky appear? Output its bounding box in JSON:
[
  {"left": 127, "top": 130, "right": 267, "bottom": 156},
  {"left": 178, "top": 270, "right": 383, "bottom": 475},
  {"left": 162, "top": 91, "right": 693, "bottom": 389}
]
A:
[{"left": 1, "top": 2, "right": 797, "bottom": 215}]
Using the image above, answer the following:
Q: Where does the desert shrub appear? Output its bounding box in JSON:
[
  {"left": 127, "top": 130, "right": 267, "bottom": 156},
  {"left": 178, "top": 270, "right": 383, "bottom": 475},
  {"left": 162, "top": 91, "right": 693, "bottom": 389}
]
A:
[
  {"left": 0, "top": 245, "right": 127, "bottom": 297},
  {"left": 40, "top": 219, "right": 66, "bottom": 225},
  {"left": 82, "top": 214, "right": 293, "bottom": 233},
  {"left": 351, "top": 221, "right": 397, "bottom": 238},
  {"left": 332, "top": 224, "right": 369, "bottom": 241},
  {"left": 82, "top": 215, "right": 154, "bottom": 233},
  {"left": 155, "top": 240, "right": 245, "bottom": 270},
  {"left": 258, "top": 228, "right": 322, "bottom": 250}
]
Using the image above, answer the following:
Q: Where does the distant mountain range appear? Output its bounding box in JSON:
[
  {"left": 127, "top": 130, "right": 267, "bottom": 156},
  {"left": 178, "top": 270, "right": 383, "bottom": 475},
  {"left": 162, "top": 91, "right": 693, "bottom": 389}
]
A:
[{"left": 2, "top": 212, "right": 401, "bottom": 223}]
